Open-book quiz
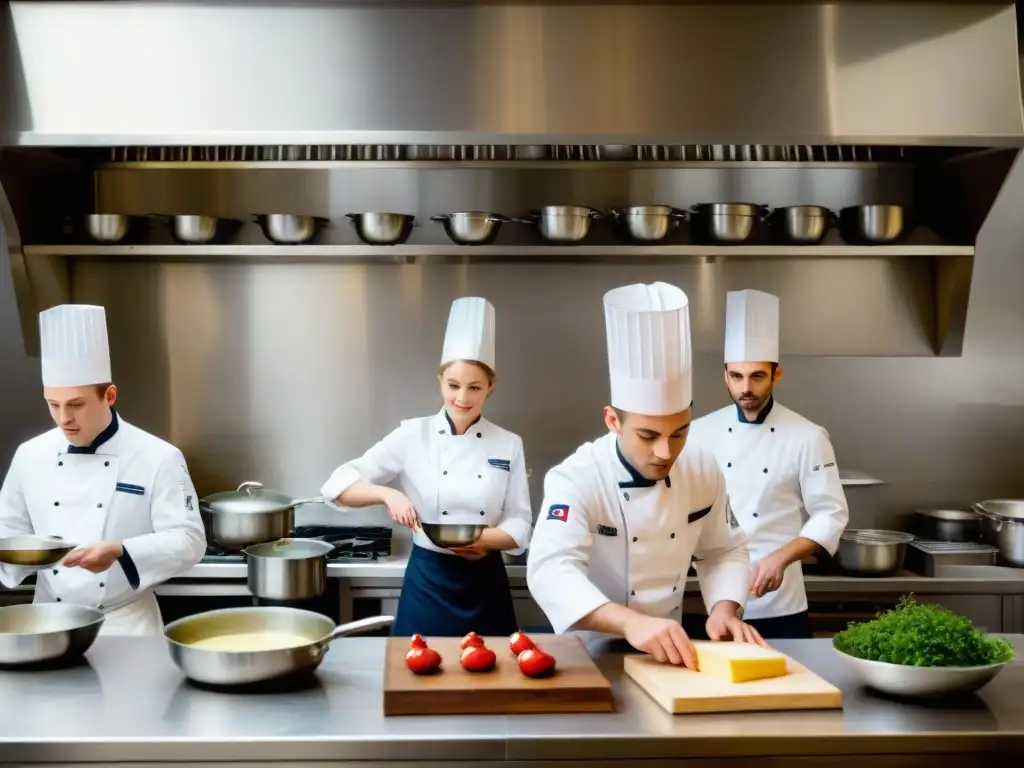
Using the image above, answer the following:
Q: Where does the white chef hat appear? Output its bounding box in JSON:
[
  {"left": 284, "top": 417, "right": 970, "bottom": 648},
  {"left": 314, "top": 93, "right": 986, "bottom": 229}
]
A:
[
  {"left": 440, "top": 297, "right": 496, "bottom": 371},
  {"left": 724, "top": 289, "right": 780, "bottom": 364},
  {"left": 604, "top": 282, "right": 693, "bottom": 416},
  {"left": 39, "top": 304, "right": 112, "bottom": 387}
]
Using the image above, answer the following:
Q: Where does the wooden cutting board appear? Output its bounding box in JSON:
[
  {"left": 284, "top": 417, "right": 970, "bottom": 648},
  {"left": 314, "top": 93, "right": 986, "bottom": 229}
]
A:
[
  {"left": 623, "top": 643, "right": 843, "bottom": 714},
  {"left": 382, "top": 635, "right": 613, "bottom": 716}
]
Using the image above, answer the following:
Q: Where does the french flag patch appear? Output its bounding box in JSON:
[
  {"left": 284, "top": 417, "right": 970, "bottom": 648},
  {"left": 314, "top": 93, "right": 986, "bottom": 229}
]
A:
[{"left": 547, "top": 504, "right": 569, "bottom": 522}]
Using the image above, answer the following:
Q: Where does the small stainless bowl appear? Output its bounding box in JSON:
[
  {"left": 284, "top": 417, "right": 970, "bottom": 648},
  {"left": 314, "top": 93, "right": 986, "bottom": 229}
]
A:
[
  {"left": 774, "top": 205, "right": 834, "bottom": 244},
  {"left": 256, "top": 214, "right": 326, "bottom": 244},
  {"left": 421, "top": 523, "right": 485, "bottom": 549},
  {"left": 172, "top": 215, "right": 219, "bottom": 243},
  {"left": 432, "top": 212, "right": 509, "bottom": 245},
  {"left": 840, "top": 204, "right": 905, "bottom": 244},
  {"left": 84, "top": 214, "right": 130, "bottom": 243},
  {"left": 692, "top": 203, "right": 765, "bottom": 243},
  {"left": 833, "top": 646, "right": 1009, "bottom": 697},
  {"left": 834, "top": 529, "right": 914, "bottom": 577},
  {"left": 610, "top": 206, "right": 687, "bottom": 242},
  {"left": 346, "top": 212, "right": 415, "bottom": 245},
  {"left": 514, "top": 205, "right": 601, "bottom": 243}
]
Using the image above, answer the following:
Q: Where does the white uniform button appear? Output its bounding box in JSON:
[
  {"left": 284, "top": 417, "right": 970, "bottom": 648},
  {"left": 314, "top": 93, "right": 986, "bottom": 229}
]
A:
[
  {"left": 55, "top": 597, "right": 62, "bottom": 602},
  {"left": 443, "top": 471, "right": 448, "bottom": 475},
  {"left": 476, "top": 432, "right": 482, "bottom": 438},
  {"left": 479, "top": 511, "right": 485, "bottom": 516},
  {"left": 442, "top": 510, "right": 449, "bottom": 515},
  {"left": 727, "top": 462, "right": 732, "bottom": 467},
  {"left": 753, "top": 513, "right": 759, "bottom": 518},
  {"left": 58, "top": 461, "right": 63, "bottom": 467},
  {"left": 623, "top": 492, "right": 630, "bottom": 501},
  {"left": 97, "top": 503, "right": 103, "bottom": 508},
  {"left": 104, "top": 461, "right": 110, "bottom": 467},
  {"left": 763, "top": 468, "right": 768, "bottom": 473},
  {"left": 670, "top": 532, "right": 676, "bottom": 539},
  {"left": 630, "top": 590, "right": 635, "bottom": 596},
  {"left": 52, "top": 569, "right": 58, "bottom": 575},
  {"left": 53, "top": 501, "right": 59, "bottom": 507},
  {"left": 99, "top": 582, "right": 105, "bottom": 588},
  {"left": 632, "top": 536, "right": 638, "bottom": 543}
]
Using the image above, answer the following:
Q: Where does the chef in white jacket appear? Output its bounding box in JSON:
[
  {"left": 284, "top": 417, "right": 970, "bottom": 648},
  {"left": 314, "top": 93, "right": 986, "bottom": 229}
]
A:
[
  {"left": 687, "top": 290, "right": 849, "bottom": 639},
  {"left": 0, "top": 305, "right": 207, "bottom": 636},
  {"left": 321, "top": 297, "right": 532, "bottom": 637},
  {"left": 527, "top": 282, "right": 763, "bottom": 668}
]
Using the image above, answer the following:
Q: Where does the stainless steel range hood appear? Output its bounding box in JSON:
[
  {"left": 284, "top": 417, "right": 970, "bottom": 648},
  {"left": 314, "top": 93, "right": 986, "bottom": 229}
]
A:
[{"left": 1, "top": 1, "right": 1021, "bottom": 147}]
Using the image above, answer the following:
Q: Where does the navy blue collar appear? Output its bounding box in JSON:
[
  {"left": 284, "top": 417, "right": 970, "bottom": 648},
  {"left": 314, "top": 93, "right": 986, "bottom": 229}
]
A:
[
  {"left": 735, "top": 396, "right": 775, "bottom": 425},
  {"left": 443, "top": 409, "right": 482, "bottom": 436},
  {"left": 66, "top": 409, "right": 119, "bottom": 454},
  {"left": 616, "top": 440, "right": 671, "bottom": 489}
]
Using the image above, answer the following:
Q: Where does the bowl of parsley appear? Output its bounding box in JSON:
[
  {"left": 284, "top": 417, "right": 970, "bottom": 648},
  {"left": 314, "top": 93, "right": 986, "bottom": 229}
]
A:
[{"left": 832, "top": 596, "right": 1015, "bottom": 697}]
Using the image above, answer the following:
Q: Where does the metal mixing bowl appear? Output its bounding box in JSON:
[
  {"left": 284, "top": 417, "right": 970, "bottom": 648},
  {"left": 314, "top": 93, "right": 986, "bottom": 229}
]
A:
[
  {"left": 833, "top": 646, "right": 1009, "bottom": 697},
  {"left": 431, "top": 211, "right": 509, "bottom": 245},
  {"left": 346, "top": 212, "right": 415, "bottom": 244},
  {"left": 692, "top": 202, "right": 764, "bottom": 243},
  {"left": 84, "top": 214, "right": 130, "bottom": 243},
  {"left": 774, "top": 205, "right": 833, "bottom": 244},
  {"left": 610, "top": 206, "right": 687, "bottom": 242},
  {"left": 256, "top": 214, "right": 325, "bottom": 244},
  {"left": 840, "top": 204, "right": 905, "bottom": 244},
  {"left": 834, "top": 529, "right": 914, "bottom": 577},
  {"left": 0, "top": 535, "right": 78, "bottom": 566},
  {"left": 421, "top": 523, "right": 485, "bottom": 549},
  {"left": 515, "top": 206, "right": 601, "bottom": 243},
  {"left": 0, "top": 603, "right": 104, "bottom": 666}
]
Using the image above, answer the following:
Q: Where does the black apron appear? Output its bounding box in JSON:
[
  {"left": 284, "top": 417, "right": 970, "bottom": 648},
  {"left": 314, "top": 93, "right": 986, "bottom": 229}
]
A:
[{"left": 391, "top": 544, "right": 518, "bottom": 637}]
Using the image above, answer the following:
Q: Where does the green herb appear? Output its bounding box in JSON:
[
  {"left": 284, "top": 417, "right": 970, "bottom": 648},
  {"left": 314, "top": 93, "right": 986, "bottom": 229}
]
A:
[{"left": 833, "top": 595, "right": 1015, "bottom": 667}]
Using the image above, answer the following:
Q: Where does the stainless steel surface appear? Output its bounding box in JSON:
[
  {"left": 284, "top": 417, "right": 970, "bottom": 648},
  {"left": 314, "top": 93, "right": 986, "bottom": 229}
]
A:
[
  {"left": 775, "top": 205, "right": 833, "bottom": 244},
  {"left": 518, "top": 206, "right": 600, "bottom": 243},
  {"left": 832, "top": 646, "right": 1009, "bottom": 698},
  {"left": 0, "top": 603, "right": 103, "bottom": 666},
  {"left": 346, "top": 212, "right": 414, "bottom": 245},
  {"left": 835, "top": 530, "right": 914, "bottom": 577},
  {"left": 243, "top": 538, "right": 335, "bottom": 601},
  {"left": 255, "top": 214, "right": 322, "bottom": 244},
  {"left": 1, "top": 637, "right": 1024, "bottom": 764},
  {"left": 420, "top": 523, "right": 484, "bottom": 549},
  {"left": 914, "top": 508, "right": 983, "bottom": 543},
  {"left": 841, "top": 204, "right": 905, "bottom": 244},
  {"left": 610, "top": 206, "right": 685, "bottom": 242},
  {"left": 2, "top": 4, "right": 1021, "bottom": 146},
  {"left": 973, "top": 500, "right": 1024, "bottom": 568},
  {"left": 692, "top": 202, "right": 763, "bottom": 243},
  {"left": 83, "top": 214, "right": 129, "bottom": 243},
  {"left": 431, "top": 211, "right": 508, "bottom": 245},
  {"left": 0, "top": 535, "right": 76, "bottom": 566},
  {"left": 163, "top": 609, "right": 393, "bottom": 686}
]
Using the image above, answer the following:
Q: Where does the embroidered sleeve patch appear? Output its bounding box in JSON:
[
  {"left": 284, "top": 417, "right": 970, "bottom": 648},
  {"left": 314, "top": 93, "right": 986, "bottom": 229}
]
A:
[
  {"left": 546, "top": 504, "right": 570, "bottom": 522},
  {"left": 487, "top": 458, "right": 511, "bottom": 472}
]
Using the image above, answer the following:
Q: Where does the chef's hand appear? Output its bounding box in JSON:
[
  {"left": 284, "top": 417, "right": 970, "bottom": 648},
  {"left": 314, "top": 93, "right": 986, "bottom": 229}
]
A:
[
  {"left": 750, "top": 550, "right": 787, "bottom": 597},
  {"left": 624, "top": 614, "right": 698, "bottom": 668},
  {"left": 380, "top": 489, "right": 419, "bottom": 530},
  {"left": 705, "top": 602, "right": 768, "bottom": 646},
  {"left": 449, "top": 527, "right": 494, "bottom": 560},
  {"left": 61, "top": 541, "right": 124, "bottom": 573}
]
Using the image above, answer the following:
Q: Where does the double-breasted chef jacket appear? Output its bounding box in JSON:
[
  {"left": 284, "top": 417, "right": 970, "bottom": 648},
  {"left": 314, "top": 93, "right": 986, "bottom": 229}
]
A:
[
  {"left": 0, "top": 412, "right": 207, "bottom": 635},
  {"left": 687, "top": 398, "right": 849, "bottom": 620},
  {"left": 321, "top": 408, "right": 533, "bottom": 555},
  {"left": 526, "top": 431, "right": 751, "bottom": 635}
]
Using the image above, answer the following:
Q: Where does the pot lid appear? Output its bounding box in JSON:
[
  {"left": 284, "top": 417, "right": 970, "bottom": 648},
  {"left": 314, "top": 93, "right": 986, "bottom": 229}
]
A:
[
  {"left": 200, "top": 481, "right": 297, "bottom": 515},
  {"left": 973, "top": 499, "right": 1024, "bottom": 521},
  {"left": 243, "top": 538, "right": 335, "bottom": 559},
  {"left": 915, "top": 508, "right": 981, "bottom": 521},
  {"left": 840, "top": 529, "right": 914, "bottom": 544}
]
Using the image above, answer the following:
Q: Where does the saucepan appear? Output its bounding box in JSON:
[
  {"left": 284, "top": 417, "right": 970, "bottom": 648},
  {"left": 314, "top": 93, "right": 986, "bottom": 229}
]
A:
[
  {"left": 0, "top": 535, "right": 78, "bottom": 566},
  {"left": 346, "top": 212, "right": 416, "bottom": 245},
  {"left": 609, "top": 206, "right": 688, "bottom": 242},
  {"left": 690, "top": 203, "right": 769, "bottom": 244},
  {"left": 163, "top": 607, "right": 394, "bottom": 685},
  {"left": 254, "top": 214, "right": 329, "bottom": 244},
  {"left": 243, "top": 538, "right": 336, "bottom": 601},
  {"left": 431, "top": 211, "right": 510, "bottom": 245},
  {"left": 512, "top": 206, "right": 602, "bottom": 243},
  {"left": 770, "top": 205, "right": 836, "bottom": 245},
  {"left": 199, "top": 481, "right": 323, "bottom": 552},
  {"left": 0, "top": 603, "right": 105, "bottom": 667},
  {"left": 149, "top": 215, "right": 244, "bottom": 245}
]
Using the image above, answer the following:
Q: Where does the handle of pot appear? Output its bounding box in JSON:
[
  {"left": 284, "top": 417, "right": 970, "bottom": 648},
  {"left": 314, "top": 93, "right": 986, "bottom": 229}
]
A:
[
  {"left": 669, "top": 208, "right": 690, "bottom": 221},
  {"left": 971, "top": 503, "right": 1004, "bottom": 531},
  {"left": 291, "top": 496, "right": 326, "bottom": 507},
  {"left": 316, "top": 615, "right": 395, "bottom": 653},
  {"left": 430, "top": 215, "right": 450, "bottom": 222},
  {"left": 237, "top": 481, "right": 265, "bottom": 494},
  {"left": 510, "top": 217, "right": 536, "bottom": 225},
  {"left": 486, "top": 214, "right": 511, "bottom": 223},
  {"left": 587, "top": 208, "right": 603, "bottom": 219}
]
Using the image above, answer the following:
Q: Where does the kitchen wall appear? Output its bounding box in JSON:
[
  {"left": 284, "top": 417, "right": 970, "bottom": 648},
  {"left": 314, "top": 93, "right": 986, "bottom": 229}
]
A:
[{"left": 2, "top": 157, "right": 1024, "bottom": 550}]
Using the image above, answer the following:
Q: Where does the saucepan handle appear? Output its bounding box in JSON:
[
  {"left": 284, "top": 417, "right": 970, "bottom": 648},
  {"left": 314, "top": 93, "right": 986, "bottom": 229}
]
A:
[
  {"left": 309, "top": 615, "right": 396, "bottom": 657},
  {"left": 291, "top": 496, "right": 325, "bottom": 507},
  {"left": 971, "top": 503, "right": 1003, "bottom": 532}
]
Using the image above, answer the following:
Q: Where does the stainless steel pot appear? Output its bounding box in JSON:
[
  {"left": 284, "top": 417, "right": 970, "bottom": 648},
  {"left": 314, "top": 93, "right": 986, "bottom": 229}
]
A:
[
  {"left": 151, "top": 215, "right": 241, "bottom": 244},
  {"left": 163, "top": 608, "right": 394, "bottom": 686},
  {"left": 345, "top": 212, "right": 415, "bottom": 245},
  {"left": 84, "top": 214, "right": 131, "bottom": 243},
  {"left": 243, "top": 538, "right": 335, "bottom": 600},
  {"left": 0, "top": 604, "right": 104, "bottom": 666},
  {"left": 839, "top": 204, "right": 905, "bottom": 244},
  {"left": 913, "top": 509, "right": 983, "bottom": 543},
  {"left": 834, "top": 529, "right": 914, "bottom": 577},
  {"left": 691, "top": 203, "right": 767, "bottom": 243},
  {"left": 199, "top": 481, "right": 322, "bottom": 552},
  {"left": 514, "top": 206, "right": 601, "bottom": 243},
  {"left": 773, "top": 205, "right": 834, "bottom": 244},
  {"left": 610, "top": 206, "right": 687, "bottom": 242},
  {"left": 431, "top": 212, "right": 509, "bottom": 245},
  {"left": 0, "top": 535, "right": 78, "bottom": 566},
  {"left": 971, "top": 500, "right": 1024, "bottom": 567},
  {"left": 255, "top": 214, "right": 327, "bottom": 244}
]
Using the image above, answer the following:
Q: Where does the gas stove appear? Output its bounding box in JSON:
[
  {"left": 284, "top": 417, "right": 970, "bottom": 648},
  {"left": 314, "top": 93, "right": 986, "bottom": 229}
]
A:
[{"left": 201, "top": 525, "right": 393, "bottom": 563}]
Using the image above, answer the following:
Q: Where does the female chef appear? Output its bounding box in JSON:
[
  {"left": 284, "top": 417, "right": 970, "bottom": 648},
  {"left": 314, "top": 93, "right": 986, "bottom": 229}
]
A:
[{"left": 320, "top": 297, "right": 532, "bottom": 637}]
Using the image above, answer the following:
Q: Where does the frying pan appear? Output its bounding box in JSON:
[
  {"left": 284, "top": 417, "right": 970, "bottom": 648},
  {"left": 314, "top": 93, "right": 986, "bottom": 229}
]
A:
[{"left": 0, "top": 535, "right": 78, "bottom": 566}]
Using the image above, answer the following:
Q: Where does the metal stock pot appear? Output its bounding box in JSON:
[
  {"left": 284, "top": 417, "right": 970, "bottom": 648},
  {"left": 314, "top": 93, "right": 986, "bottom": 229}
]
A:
[
  {"left": 243, "top": 538, "right": 335, "bottom": 600},
  {"left": 199, "top": 481, "right": 323, "bottom": 551},
  {"left": 971, "top": 500, "right": 1024, "bottom": 567}
]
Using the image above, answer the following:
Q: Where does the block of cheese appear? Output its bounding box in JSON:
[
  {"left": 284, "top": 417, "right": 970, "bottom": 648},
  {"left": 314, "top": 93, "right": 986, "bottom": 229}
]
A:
[{"left": 694, "top": 642, "right": 789, "bottom": 683}]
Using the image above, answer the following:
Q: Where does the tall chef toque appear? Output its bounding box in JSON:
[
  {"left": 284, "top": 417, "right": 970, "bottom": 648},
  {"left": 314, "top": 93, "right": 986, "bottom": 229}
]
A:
[
  {"left": 440, "top": 297, "right": 496, "bottom": 371},
  {"left": 603, "top": 282, "right": 693, "bottom": 416},
  {"left": 724, "top": 289, "right": 780, "bottom": 364},
  {"left": 39, "top": 304, "right": 112, "bottom": 387}
]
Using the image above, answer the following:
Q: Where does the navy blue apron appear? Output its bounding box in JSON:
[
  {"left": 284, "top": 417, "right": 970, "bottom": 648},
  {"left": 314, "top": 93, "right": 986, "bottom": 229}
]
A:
[{"left": 391, "top": 544, "right": 518, "bottom": 637}]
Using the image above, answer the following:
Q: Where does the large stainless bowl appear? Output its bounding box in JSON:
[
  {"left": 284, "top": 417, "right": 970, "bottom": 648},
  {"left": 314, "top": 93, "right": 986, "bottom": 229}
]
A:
[
  {"left": 0, "top": 603, "right": 105, "bottom": 666},
  {"left": 833, "top": 646, "right": 1009, "bottom": 697},
  {"left": 0, "top": 535, "right": 78, "bottom": 566},
  {"left": 840, "top": 204, "right": 905, "bottom": 244},
  {"left": 84, "top": 214, "right": 131, "bottom": 243},
  {"left": 610, "top": 206, "right": 686, "bottom": 242},
  {"left": 346, "top": 212, "right": 415, "bottom": 245},
  {"left": 431, "top": 211, "right": 509, "bottom": 245},
  {"left": 692, "top": 202, "right": 765, "bottom": 243},
  {"left": 421, "top": 523, "right": 484, "bottom": 549},
  {"left": 834, "top": 529, "right": 914, "bottom": 577},
  {"left": 773, "top": 205, "right": 833, "bottom": 244}
]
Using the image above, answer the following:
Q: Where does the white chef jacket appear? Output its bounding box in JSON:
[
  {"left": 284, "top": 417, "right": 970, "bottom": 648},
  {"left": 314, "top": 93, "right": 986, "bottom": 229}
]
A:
[
  {"left": 687, "top": 399, "right": 849, "bottom": 620},
  {"left": 321, "top": 408, "right": 533, "bottom": 555},
  {"left": 0, "top": 414, "right": 207, "bottom": 636},
  {"left": 526, "top": 432, "right": 751, "bottom": 635}
]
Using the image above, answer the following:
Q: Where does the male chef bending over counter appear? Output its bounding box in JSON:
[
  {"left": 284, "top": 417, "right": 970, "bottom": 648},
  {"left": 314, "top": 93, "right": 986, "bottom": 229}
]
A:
[
  {"left": 687, "top": 290, "right": 849, "bottom": 639},
  {"left": 0, "top": 305, "right": 206, "bottom": 636},
  {"left": 527, "top": 282, "right": 764, "bottom": 668}
]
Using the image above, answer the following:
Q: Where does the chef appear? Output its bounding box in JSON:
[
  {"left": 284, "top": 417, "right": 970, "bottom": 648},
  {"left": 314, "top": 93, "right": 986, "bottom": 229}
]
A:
[
  {"left": 0, "top": 304, "right": 207, "bottom": 636},
  {"left": 321, "top": 296, "right": 532, "bottom": 637},
  {"left": 527, "top": 282, "right": 763, "bottom": 668},
  {"left": 687, "top": 289, "right": 849, "bottom": 639}
]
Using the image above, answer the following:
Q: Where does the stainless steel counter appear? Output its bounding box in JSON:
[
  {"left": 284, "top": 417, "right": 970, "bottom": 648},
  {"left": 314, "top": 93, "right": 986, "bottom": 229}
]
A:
[{"left": 0, "top": 636, "right": 1022, "bottom": 764}]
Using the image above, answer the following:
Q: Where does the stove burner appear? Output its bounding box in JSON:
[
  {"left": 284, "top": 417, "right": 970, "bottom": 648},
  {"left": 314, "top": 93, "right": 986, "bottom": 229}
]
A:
[{"left": 203, "top": 524, "right": 392, "bottom": 561}]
